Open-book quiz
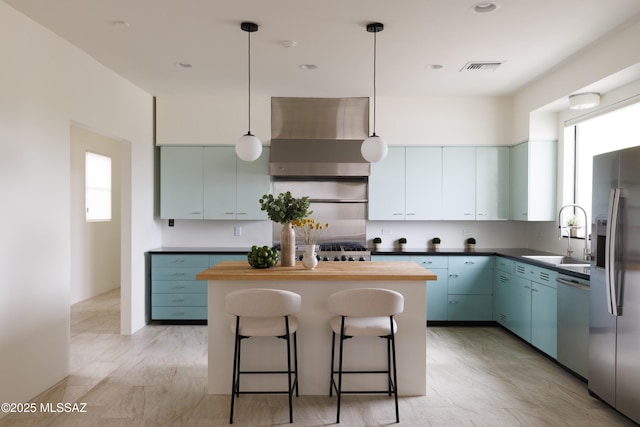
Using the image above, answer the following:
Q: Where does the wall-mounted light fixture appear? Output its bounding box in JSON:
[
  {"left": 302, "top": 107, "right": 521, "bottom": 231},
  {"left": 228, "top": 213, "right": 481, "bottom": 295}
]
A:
[
  {"left": 361, "top": 22, "right": 388, "bottom": 163},
  {"left": 236, "top": 22, "right": 262, "bottom": 162},
  {"left": 569, "top": 92, "right": 600, "bottom": 110}
]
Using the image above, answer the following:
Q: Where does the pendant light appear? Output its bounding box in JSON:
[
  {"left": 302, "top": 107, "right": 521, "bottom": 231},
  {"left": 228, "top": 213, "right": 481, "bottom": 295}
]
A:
[
  {"left": 236, "top": 22, "right": 262, "bottom": 162},
  {"left": 361, "top": 22, "right": 388, "bottom": 163}
]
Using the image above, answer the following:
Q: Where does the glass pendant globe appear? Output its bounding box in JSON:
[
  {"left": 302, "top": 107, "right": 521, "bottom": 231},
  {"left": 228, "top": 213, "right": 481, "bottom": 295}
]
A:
[
  {"left": 236, "top": 133, "right": 262, "bottom": 161},
  {"left": 361, "top": 135, "right": 388, "bottom": 163}
]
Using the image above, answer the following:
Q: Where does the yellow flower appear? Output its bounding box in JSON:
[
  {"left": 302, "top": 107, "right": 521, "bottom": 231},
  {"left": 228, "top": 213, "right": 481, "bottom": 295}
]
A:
[{"left": 292, "top": 217, "right": 330, "bottom": 245}]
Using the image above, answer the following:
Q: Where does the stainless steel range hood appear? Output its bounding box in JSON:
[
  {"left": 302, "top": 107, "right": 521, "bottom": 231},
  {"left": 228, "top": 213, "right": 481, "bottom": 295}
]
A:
[{"left": 269, "top": 97, "right": 370, "bottom": 177}]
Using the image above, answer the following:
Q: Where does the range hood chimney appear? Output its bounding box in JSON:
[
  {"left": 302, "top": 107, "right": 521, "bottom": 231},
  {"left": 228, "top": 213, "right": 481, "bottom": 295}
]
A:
[{"left": 269, "top": 97, "right": 370, "bottom": 177}]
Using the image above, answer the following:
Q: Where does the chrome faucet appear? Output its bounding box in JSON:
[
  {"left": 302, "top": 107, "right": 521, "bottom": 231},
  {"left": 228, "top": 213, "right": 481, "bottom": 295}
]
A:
[{"left": 558, "top": 204, "right": 590, "bottom": 260}]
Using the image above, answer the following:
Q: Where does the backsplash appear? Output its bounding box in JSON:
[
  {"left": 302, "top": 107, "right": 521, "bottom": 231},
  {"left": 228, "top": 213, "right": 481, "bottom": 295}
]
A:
[{"left": 159, "top": 218, "right": 582, "bottom": 256}]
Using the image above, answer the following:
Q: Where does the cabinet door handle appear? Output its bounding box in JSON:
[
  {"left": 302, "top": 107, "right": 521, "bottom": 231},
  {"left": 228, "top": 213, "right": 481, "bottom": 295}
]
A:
[
  {"left": 423, "top": 261, "right": 433, "bottom": 265},
  {"left": 224, "top": 212, "right": 235, "bottom": 215},
  {"left": 171, "top": 285, "right": 186, "bottom": 289},
  {"left": 464, "top": 261, "right": 476, "bottom": 265},
  {"left": 171, "top": 259, "right": 185, "bottom": 264},
  {"left": 464, "top": 213, "right": 473, "bottom": 216},
  {"left": 532, "top": 288, "right": 538, "bottom": 293},
  {"left": 190, "top": 212, "right": 201, "bottom": 215},
  {"left": 171, "top": 272, "right": 185, "bottom": 277},
  {"left": 172, "top": 298, "right": 185, "bottom": 303},
  {"left": 525, "top": 285, "right": 530, "bottom": 289},
  {"left": 172, "top": 311, "right": 186, "bottom": 316},
  {"left": 237, "top": 212, "right": 247, "bottom": 215},
  {"left": 449, "top": 273, "right": 459, "bottom": 278},
  {"left": 449, "top": 300, "right": 459, "bottom": 305},
  {"left": 393, "top": 213, "right": 403, "bottom": 216},
  {"left": 406, "top": 213, "right": 416, "bottom": 216}
]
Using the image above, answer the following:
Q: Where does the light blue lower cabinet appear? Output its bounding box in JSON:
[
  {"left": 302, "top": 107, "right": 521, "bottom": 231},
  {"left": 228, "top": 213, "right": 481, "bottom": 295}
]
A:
[
  {"left": 447, "top": 256, "right": 494, "bottom": 321},
  {"left": 447, "top": 295, "right": 493, "bottom": 321},
  {"left": 151, "top": 253, "right": 245, "bottom": 322},
  {"left": 426, "top": 268, "right": 448, "bottom": 321},
  {"left": 372, "top": 255, "right": 447, "bottom": 321}
]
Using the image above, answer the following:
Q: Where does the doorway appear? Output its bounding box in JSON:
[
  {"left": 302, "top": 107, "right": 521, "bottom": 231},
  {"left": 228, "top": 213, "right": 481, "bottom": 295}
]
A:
[{"left": 70, "top": 124, "right": 122, "bottom": 307}]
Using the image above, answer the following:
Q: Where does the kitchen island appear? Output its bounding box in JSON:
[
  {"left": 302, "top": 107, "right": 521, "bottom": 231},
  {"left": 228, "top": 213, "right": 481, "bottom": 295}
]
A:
[{"left": 196, "top": 260, "right": 436, "bottom": 395}]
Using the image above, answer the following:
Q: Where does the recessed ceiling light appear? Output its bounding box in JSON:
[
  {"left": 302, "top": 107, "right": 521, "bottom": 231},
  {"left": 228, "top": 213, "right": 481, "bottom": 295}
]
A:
[
  {"left": 472, "top": 2, "right": 500, "bottom": 13},
  {"left": 299, "top": 64, "right": 318, "bottom": 70},
  {"left": 280, "top": 40, "right": 297, "bottom": 48},
  {"left": 425, "top": 64, "right": 444, "bottom": 70},
  {"left": 109, "top": 20, "right": 130, "bottom": 28},
  {"left": 175, "top": 62, "right": 193, "bottom": 69}
]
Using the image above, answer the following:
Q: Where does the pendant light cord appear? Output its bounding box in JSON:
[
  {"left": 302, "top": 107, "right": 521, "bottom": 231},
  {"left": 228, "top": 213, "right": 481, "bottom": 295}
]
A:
[
  {"left": 372, "top": 29, "right": 377, "bottom": 136},
  {"left": 247, "top": 28, "right": 252, "bottom": 135}
]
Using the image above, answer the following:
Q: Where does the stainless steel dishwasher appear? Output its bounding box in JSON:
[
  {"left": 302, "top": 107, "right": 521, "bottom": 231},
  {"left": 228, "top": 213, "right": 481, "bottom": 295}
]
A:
[{"left": 557, "top": 274, "right": 590, "bottom": 379}]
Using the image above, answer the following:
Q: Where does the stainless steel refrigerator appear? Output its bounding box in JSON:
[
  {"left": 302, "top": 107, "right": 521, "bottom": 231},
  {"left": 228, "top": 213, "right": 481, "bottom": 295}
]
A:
[{"left": 590, "top": 146, "right": 640, "bottom": 424}]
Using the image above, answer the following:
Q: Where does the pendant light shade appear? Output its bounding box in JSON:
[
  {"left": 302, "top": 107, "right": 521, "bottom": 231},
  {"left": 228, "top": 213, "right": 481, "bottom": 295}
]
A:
[
  {"left": 236, "top": 21, "right": 262, "bottom": 162},
  {"left": 361, "top": 135, "right": 388, "bottom": 163},
  {"left": 236, "top": 133, "right": 262, "bottom": 161},
  {"left": 361, "top": 22, "right": 388, "bottom": 163}
]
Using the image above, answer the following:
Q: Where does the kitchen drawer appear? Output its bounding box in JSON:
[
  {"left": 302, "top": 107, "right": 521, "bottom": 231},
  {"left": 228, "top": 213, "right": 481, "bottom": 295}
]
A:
[
  {"left": 151, "top": 267, "right": 207, "bottom": 281},
  {"left": 151, "top": 254, "right": 210, "bottom": 268},
  {"left": 448, "top": 269, "right": 494, "bottom": 294},
  {"left": 449, "top": 256, "right": 493, "bottom": 270},
  {"left": 152, "top": 280, "right": 207, "bottom": 294},
  {"left": 151, "top": 306, "right": 207, "bottom": 320},
  {"left": 410, "top": 256, "right": 448, "bottom": 269},
  {"left": 152, "top": 293, "right": 207, "bottom": 307},
  {"left": 447, "top": 294, "right": 493, "bottom": 321},
  {"left": 495, "top": 257, "right": 515, "bottom": 273}
]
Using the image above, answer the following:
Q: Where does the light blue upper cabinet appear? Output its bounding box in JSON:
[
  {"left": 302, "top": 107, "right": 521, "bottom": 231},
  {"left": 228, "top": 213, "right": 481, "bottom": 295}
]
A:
[
  {"left": 476, "top": 146, "right": 510, "bottom": 220},
  {"left": 236, "top": 148, "right": 271, "bottom": 219},
  {"left": 406, "top": 147, "right": 442, "bottom": 220},
  {"left": 160, "top": 147, "right": 204, "bottom": 219},
  {"left": 203, "top": 147, "right": 236, "bottom": 219},
  {"left": 442, "top": 147, "right": 476, "bottom": 220},
  {"left": 203, "top": 146, "right": 270, "bottom": 220},
  {"left": 161, "top": 146, "right": 269, "bottom": 220},
  {"left": 369, "top": 146, "right": 443, "bottom": 220},
  {"left": 369, "top": 147, "right": 407, "bottom": 220},
  {"left": 509, "top": 141, "right": 557, "bottom": 221}
]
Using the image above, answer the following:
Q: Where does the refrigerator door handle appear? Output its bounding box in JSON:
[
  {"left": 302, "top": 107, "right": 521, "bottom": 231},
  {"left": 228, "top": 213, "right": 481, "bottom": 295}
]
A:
[{"left": 606, "top": 187, "right": 622, "bottom": 316}]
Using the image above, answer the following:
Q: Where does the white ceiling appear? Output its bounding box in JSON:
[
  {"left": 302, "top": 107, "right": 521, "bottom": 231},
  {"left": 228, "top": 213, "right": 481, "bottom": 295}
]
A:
[{"left": 5, "top": 0, "right": 640, "bottom": 98}]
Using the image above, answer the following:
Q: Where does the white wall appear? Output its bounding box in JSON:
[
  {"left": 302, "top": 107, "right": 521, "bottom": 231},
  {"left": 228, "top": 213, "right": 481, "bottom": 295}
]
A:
[
  {"left": 513, "top": 14, "right": 640, "bottom": 142},
  {"left": 0, "top": 2, "right": 158, "bottom": 408},
  {"left": 70, "top": 125, "right": 122, "bottom": 304},
  {"left": 156, "top": 94, "right": 513, "bottom": 147}
]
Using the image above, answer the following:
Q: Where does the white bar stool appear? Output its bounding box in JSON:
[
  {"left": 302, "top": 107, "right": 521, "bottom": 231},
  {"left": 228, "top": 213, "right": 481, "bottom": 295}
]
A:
[
  {"left": 328, "top": 288, "right": 404, "bottom": 423},
  {"left": 225, "top": 288, "right": 301, "bottom": 424}
]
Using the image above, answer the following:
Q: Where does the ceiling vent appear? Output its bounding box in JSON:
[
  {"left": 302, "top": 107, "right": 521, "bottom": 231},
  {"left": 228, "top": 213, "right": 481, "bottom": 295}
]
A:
[{"left": 460, "top": 61, "right": 503, "bottom": 72}]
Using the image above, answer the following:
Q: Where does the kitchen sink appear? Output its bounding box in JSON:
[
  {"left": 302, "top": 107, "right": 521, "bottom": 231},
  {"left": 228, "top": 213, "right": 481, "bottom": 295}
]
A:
[{"left": 522, "top": 255, "right": 589, "bottom": 268}]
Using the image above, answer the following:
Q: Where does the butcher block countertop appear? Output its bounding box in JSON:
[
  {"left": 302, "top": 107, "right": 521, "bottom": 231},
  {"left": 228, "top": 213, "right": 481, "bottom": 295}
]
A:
[{"left": 196, "top": 260, "right": 437, "bottom": 282}]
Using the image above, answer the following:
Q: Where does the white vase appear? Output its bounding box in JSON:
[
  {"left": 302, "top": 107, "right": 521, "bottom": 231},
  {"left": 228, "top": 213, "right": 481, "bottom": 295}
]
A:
[{"left": 302, "top": 244, "right": 318, "bottom": 270}]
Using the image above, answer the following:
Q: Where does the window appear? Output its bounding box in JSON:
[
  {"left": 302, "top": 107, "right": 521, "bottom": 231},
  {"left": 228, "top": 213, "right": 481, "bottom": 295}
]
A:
[
  {"left": 566, "top": 102, "right": 640, "bottom": 236},
  {"left": 85, "top": 152, "right": 112, "bottom": 221}
]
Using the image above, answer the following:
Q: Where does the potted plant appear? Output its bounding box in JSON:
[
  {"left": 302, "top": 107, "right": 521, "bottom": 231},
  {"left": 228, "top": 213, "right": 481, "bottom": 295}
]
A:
[
  {"left": 431, "top": 237, "right": 441, "bottom": 251},
  {"left": 398, "top": 237, "right": 407, "bottom": 251},
  {"left": 466, "top": 237, "right": 476, "bottom": 250},
  {"left": 373, "top": 237, "right": 382, "bottom": 251},
  {"left": 259, "top": 192, "right": 311, "bottom": 266},
  {"left": 566, "top": 214, "right": 580, "bottom": 237}
]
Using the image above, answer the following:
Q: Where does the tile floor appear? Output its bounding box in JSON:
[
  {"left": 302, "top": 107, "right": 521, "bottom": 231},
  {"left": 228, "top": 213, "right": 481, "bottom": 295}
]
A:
[{"left": 0, "top": 288, "right": 636, "bottom": 426}]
